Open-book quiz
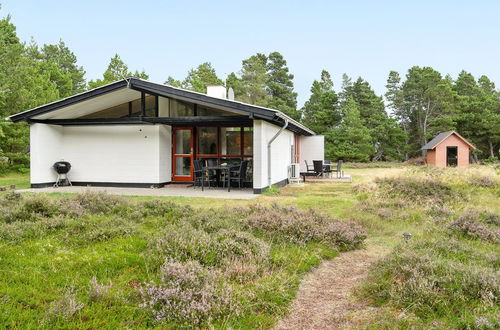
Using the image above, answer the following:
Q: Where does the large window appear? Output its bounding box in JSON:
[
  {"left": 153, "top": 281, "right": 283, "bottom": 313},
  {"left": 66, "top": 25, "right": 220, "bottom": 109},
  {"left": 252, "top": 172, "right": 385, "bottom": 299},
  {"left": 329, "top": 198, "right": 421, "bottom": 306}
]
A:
[
  {"left": 170, "top": 99, "right": 194, "bottom": 117},
  {"left": 195, "top": 127, "right": 253, "bottom": 182},
  {"left": 197, "top": 127, "right": 218, "bottom": 155}
]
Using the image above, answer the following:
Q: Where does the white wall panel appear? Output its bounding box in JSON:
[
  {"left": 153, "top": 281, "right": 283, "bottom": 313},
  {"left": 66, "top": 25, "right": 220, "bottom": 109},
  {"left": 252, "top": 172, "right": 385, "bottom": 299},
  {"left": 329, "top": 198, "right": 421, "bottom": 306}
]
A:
[
  {"left": 253, "top": 120, "right": 294, "bottom": 190},
  {"left": 299, "top": 135, "right": 324, "bottom": 172}
]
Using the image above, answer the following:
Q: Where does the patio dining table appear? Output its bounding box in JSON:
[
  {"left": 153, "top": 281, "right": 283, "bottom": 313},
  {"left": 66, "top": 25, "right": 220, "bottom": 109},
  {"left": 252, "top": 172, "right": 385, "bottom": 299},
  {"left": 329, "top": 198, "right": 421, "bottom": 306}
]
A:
[{"left": 203, "top": 165, "right": 232, "bottom": 192}]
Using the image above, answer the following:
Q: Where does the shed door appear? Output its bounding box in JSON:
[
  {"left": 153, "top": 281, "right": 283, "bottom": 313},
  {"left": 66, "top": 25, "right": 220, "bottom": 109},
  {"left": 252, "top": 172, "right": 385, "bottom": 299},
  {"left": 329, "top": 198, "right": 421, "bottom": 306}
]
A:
[{"left": 446, "top": 146, "right": 458, "bottom": 167}]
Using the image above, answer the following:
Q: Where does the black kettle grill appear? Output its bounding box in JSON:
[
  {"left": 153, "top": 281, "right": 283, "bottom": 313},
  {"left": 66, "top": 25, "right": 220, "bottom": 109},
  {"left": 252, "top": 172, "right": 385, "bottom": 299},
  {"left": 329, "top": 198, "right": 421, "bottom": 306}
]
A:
[{"left": 53, "top": 161, "right": 72, "bottom": 187}]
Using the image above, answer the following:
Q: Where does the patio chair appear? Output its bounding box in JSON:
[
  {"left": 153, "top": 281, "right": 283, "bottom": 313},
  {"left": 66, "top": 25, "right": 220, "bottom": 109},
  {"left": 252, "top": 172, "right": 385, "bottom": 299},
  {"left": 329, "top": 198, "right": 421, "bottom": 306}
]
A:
[
  {"left": 313, "top": 160, "right": 324, "bottom": 177},
  {"left": 304, "top": 160, "right": 315, "bottom": 173},
  {"left": 331, "top": 159, "right": 344, "bottom": 178},
  {"left": 323, "top": 160, "right": 333, "bottom": 177},
  {"left": 193, "top": 160, "right": 205, "bottom": 190},
  {"left": 227, "top": 160, "right": 248, "bottom": 191}
]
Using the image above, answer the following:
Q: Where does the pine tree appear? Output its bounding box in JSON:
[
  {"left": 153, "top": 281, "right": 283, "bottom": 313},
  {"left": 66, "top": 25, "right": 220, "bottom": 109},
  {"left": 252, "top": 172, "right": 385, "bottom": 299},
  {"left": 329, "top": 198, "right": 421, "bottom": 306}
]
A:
[
  {"left": 341, "top": 76, "right": 406, "bottom": 160},
  {"left": 301, "top": 70, "right": 340, "bottom": 134},
  {"left": 238, "top": 53, "right": 270, "bottom": 106},
  {"left": 181, "top": 62, "right": 223, "bottom": 93},
  {"left": 266, "top": 52, "right": 299, "bottom": 119},
  {"left": 88, "top": 54, "right": 148, "bottom": 89},
  {"left": 326, "top": 98, "right": 374, "bottom": 161}
]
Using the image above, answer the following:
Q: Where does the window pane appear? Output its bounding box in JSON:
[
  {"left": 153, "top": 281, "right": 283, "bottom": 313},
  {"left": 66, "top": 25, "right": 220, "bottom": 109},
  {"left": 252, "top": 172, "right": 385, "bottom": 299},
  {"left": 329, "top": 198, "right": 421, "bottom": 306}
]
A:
[
  {"left": 175, "top": 129, "right": 191, "bottom": 155},
  {"left": 221, "top": 127, "right": 241, "bottom": 155},
  {"left": 197, "top": 106, "right": 236, "bottom": 116},
  {"left": 175, "top": 157, "right": 191, "bottom": 176},
  {"left": 243, "top": 127, "right": 253, "bottom": 155},
  {"left": 144, "top": 95, "right": 156, "bottom": 117},
  {"left": 81, "top": 102, "right": 129, "bottom": 118},
  {"left": 198, "top": 127, "right": 218, "bottom": 155},
  {"left": 170, "top": 99, "right": 194, "bottom": 117}
]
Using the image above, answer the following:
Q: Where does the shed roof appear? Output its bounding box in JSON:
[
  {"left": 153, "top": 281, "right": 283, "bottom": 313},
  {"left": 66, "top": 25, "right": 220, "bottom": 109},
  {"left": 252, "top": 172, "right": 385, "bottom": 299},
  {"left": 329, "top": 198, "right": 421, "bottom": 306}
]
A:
[
  {"left": 7, "top": 77, "right": 315, "bottom": 136},
  {"left": 421, "top": 131, "right": 476, "bottom": 150}
]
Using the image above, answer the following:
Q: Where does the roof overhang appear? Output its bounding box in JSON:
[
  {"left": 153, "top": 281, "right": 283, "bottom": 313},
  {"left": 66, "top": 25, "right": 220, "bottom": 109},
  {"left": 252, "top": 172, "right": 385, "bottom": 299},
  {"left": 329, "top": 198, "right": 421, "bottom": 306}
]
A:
[{"left": 8, "top": 77, "right": 314, "bottom": 136}]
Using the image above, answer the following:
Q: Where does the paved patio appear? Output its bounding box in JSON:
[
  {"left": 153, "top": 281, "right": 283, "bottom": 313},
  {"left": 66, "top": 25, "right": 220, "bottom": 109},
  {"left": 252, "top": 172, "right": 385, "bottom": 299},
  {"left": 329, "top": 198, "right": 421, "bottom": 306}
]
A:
[{"left": 18, "top": 185, "right": 257, "bottom": 200}]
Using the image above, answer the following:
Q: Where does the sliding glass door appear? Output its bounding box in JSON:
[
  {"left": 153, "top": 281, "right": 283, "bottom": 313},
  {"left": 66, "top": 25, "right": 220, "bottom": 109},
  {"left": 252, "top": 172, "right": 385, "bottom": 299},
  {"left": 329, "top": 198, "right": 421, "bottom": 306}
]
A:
[{"left": 172, "top": 127, "right": 193, "bottom": 181}]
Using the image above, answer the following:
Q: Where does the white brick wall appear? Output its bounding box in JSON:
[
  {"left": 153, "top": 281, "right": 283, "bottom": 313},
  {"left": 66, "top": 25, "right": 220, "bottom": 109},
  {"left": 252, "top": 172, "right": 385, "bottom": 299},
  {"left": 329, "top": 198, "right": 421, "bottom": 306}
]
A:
[
  {"left": 253, "top": 120, "right": 294, "bottom": 190},
  {"left": 30, "top": 124, "right": 172, "bottom": 185}
]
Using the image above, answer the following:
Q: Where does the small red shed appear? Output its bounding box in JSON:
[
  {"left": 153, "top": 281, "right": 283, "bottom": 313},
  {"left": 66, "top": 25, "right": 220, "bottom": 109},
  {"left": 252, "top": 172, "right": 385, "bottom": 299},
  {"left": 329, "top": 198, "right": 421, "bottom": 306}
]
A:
[{"left": 422, "top": 131, "right": 476, "bottom": 168}]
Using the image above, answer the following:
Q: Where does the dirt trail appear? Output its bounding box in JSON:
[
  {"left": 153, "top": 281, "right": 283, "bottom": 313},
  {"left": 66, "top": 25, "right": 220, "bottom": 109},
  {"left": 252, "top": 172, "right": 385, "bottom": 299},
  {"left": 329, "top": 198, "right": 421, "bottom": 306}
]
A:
[{"left": 275, "top": 247, "right": 383, "bottom": 330}]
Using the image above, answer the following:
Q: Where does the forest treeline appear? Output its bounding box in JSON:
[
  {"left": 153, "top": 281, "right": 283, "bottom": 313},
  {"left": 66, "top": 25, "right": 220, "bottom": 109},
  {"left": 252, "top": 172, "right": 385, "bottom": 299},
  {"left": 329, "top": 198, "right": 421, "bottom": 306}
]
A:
[{"left": 1, "top": 12, "right": 499, "bottom": 173}]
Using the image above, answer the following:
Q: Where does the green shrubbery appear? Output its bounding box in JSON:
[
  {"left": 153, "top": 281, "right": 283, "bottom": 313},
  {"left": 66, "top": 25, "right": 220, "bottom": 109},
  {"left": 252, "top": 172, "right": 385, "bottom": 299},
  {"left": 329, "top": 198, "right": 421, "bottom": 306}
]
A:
[
  {"left": 355, "top": 167, "right": 500, "bottom": 328},
  {"left": 0, "top": 190, "right": 365, "bottom": 327}
]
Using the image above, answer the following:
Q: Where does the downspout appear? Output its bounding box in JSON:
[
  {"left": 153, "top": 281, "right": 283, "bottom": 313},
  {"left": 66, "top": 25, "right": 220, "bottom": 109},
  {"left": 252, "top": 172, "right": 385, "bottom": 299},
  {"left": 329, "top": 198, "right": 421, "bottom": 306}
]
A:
[{"left": 267, "top": 115, "right": 289, "bottom": 188}]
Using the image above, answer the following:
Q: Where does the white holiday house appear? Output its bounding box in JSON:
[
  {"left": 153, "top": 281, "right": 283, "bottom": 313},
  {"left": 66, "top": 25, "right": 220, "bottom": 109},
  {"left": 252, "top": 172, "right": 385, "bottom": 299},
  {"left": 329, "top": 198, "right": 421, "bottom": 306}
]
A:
[{"left": 8, "top": 78, "right": 324, "bottom": 193}]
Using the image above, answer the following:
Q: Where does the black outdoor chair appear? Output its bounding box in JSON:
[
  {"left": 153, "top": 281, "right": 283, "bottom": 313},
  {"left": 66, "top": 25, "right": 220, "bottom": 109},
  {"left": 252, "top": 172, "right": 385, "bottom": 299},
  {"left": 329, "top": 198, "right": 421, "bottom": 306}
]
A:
[
  {"left": 227, "top": 160, "right": 248, "bottom": 191},
  {"left": 331, "top": 159, "right": 344, "bottom": 178},
  {"left": 313, "top": 160, "right": 324, "bottom": 177},
  {"left": 323, "top": 160, "right": 333, "bottom": 176},
  {"left": 193, "top": 160, "right": 205, "bottom": 190},
  {"left": 304, "top": 160, "right": 315, "bottom": 173}
]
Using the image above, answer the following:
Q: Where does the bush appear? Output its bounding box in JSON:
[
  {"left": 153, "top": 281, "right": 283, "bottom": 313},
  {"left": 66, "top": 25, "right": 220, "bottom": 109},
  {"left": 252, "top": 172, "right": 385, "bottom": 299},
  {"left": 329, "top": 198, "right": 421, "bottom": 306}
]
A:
[
  {"left": 140, "top": 259, "right": 236, "bottom": 325},
  {"left": 448, "top": 210, "right": 499, "bottom": 243},
  {"left": 152, "top": 224, "right": 270, "bottom": 266},
  {"left": 362, "top": 241, "right": 500, "bottom": 326},
  {"left": 0, "top": 195, "right": 58, "bottom": 223},
  {"left": 467, "top": 176, "right": 497, "bottom": 188},
  {"left": 374, "top": 176, "right": 457, "bottom": 204},
  {"left": 75, "top": 191, "right": 127, "bottom": 214},
  {"left": 244, "top": 204, "right": 366, "bottom": 249},
  {"left": 140, "top": 199, "right": 191, "bottom": 218},
  {"left": 48, "top": 289, "right": 84, "bottom": 320}
]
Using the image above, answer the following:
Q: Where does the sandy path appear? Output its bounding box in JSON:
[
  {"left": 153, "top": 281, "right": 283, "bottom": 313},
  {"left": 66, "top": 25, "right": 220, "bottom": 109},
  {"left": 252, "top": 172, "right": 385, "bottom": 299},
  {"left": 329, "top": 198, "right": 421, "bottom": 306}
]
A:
[{"left": 275, "top": 247, "right": 382, "bottom": 330}]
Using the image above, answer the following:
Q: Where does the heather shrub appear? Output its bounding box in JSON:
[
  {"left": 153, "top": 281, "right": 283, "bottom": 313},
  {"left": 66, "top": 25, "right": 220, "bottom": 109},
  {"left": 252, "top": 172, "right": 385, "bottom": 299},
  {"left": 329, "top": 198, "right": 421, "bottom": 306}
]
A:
[
  {"left": 448, "top": 210, "right": 500, "bottom": 243},
  {"left": 75, "top": 191, "right": 127, "bottom": 214},
  {"left": 362, "top": 242, "right": 500, "bottom": 324},
  {"left": 374, "top": 176, "right": 457, "bottom": 204},
  {"left": 0, "top": 195, "right": 58, "bottom": 223},
  {"left": 140, "top": 259, "right": 236, "bottom": 326},
  {"left": 152, "top": 224, "right": 270, "bottom": 266},
  {"left": 65, "top": 217, "right": 137, "bottom": 245},
  {"left": 467, "top": 175, "right": 497, "bottom": 188},
  {"left": 88, "top": 276, "right": 112, "bottom": 303},
  {"left": 244, "top": 204, "right": 366, "bottom": 249},
  {"left": 48, "top": 289, "right": 84, "bottom": 320},
  {"left": 140, "top": 199, "right": 191, "bottom": 218}
]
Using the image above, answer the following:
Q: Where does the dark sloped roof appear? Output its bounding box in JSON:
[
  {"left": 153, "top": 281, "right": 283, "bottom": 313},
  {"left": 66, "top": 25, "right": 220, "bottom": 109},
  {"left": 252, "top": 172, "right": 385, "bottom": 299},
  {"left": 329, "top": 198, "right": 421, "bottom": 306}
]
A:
[
  {"left": 7, "top": 77, "right": 314, "bottom": 136},
  {"left": 421, "top": 131, "right": 476, "bottom": 150}
]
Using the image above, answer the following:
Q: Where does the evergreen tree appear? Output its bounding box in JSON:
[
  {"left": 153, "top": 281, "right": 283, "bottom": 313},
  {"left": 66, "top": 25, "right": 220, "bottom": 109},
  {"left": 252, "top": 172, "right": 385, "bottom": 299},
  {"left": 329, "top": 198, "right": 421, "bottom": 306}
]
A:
[
  {"left": 301, "top": 70, "right": 340, "bottom": 134},
  {"left": 165, "top": 76, "right": 182, "bottom": 88},
  {"left": 342, "top": 76, "right": 406, "bottom": 160},
  {"left": 27, "top": 39, "right": 86, "bottom": 97},
  {"left": 181, "top": 62, "right": 223, "bottom": 93},
  {"left": 238, "top": 53, "right": 270, "bottom": 106},
  {"left": 326, "top": 98, "right": 374, "bottom": 161},
  {"left": 453, "top": 72, "right": 500, "bottom": 160},
  {"left": 266, "top": 52, "right": 299, "bottom": 119},
  {"left": 385, "top": 67, "right": 455, "bottom": 157},
  {"left": 0, "top": 13, "right": 60, "bottom": 168},
  {"left": 88, "top": 54, "right": 148, "bottom": 89}
]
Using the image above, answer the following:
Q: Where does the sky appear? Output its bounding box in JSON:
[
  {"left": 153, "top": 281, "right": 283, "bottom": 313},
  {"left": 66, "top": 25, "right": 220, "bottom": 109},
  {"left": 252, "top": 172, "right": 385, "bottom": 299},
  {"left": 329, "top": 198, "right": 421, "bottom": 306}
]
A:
[{"left": 2, "top": 0, "right": 500, "bottom": 106}]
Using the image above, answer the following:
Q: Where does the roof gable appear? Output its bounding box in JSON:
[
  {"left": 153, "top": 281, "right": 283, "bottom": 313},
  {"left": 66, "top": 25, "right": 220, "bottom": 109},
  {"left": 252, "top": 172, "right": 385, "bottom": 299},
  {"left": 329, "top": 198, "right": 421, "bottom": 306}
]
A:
[
  {"left": 421, "top": 131, "right": 476, "bottom": 150},
  {"left": 7, "top": 77, "right": 314, "bottom": 136}
]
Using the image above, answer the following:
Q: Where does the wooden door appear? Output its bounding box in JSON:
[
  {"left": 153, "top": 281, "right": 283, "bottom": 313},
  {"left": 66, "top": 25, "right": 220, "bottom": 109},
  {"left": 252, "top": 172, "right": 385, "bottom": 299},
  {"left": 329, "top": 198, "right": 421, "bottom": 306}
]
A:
[{"left": 172, "top": 127, "right": 194, "bottom": 181}]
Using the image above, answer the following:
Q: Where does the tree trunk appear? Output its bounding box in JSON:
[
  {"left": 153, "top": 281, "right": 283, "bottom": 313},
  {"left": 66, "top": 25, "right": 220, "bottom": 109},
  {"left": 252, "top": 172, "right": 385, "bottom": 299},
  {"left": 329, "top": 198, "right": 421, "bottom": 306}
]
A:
[{"left": 488, "top": 139, "right": 494, "bottom": 158}]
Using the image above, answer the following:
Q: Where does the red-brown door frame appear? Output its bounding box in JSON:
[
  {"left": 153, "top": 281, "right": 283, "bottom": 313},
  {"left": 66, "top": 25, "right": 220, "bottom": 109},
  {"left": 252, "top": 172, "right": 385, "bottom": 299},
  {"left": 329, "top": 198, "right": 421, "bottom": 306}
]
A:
[{"left": 172, "top": 127, "right": 194, "bottom": 182}]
